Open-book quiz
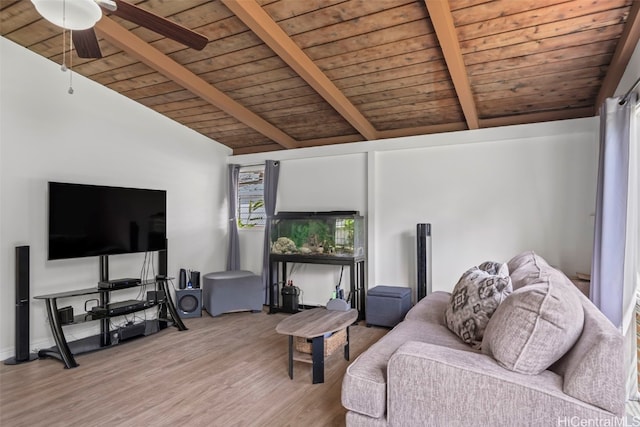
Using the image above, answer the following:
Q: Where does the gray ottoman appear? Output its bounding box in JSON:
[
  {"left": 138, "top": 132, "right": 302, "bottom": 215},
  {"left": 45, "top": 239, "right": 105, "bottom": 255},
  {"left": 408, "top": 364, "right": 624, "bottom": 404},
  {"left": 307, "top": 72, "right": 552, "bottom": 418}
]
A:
[
  {"left": 202, "top": 270, "right": 262, "bottom": 317},
  {"left": 366, "top": 286, "right": 412, "bottom": 327}
]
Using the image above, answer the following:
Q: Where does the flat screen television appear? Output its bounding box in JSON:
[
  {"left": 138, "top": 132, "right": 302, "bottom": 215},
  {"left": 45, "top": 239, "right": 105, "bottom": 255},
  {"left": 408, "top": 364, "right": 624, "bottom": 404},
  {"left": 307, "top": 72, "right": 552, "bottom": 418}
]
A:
[{"left": 48, "top": 182, "right": 167, "bottom": 260}]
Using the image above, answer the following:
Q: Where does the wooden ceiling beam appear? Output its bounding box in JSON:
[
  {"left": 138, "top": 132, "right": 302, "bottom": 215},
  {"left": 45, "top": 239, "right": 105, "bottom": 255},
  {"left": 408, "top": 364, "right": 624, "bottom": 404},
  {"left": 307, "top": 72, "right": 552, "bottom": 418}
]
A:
[
  {"left": 299, "top": 134, "right": 364, "bottom": 147},
  {"left": 377, "top": 122, "right": 467, "bottom": 140},
  {"left": 479, "top": 107, "right": 595, "bottom": 128},
  {"left": 94, "top": 16, "right": 299, "bottom": 150},
  {"left": 221, "top": 0, "right": 379, "bottom": 141},
  {"left": 233, "top": 143, "right": 285, "bottom": 155},
  {"left": 595, "top": 0, "right": 640, "bottom": 109},
  {"left": 424, "top": 0, "right": 479, "bottom": 130}
]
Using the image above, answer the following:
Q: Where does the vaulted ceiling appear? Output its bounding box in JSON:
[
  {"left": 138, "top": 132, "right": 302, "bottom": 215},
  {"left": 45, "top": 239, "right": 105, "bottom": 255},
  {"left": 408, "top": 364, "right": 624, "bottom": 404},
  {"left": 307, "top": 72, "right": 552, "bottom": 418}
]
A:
[{"left": 2, "top": 0, "right": 639, "bottom": 154}]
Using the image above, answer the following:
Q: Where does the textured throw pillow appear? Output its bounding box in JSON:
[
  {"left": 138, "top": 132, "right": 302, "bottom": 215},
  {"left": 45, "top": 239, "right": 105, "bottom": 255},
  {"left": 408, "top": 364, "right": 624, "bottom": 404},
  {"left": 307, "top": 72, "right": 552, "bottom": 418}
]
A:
[
  {"left": 481, "top": 271, "right": 584, "bottom": 375},
  {"left": 444, "top": 263, "right": 512, "bottom": 348}
]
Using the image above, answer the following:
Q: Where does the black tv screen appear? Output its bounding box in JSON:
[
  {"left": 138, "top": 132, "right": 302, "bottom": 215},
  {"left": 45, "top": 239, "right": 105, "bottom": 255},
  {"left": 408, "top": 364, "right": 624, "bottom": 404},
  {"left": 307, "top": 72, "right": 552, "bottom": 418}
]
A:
[{"left": 48, "top": 182, "right": 167, "bottom": 260}]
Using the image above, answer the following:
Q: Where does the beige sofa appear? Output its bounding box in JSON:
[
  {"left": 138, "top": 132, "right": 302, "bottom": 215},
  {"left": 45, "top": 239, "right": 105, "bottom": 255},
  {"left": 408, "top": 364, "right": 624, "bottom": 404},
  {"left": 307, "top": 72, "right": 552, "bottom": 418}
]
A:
[{"left": 342, "top": 251, "right": 624, "bottom": 426}]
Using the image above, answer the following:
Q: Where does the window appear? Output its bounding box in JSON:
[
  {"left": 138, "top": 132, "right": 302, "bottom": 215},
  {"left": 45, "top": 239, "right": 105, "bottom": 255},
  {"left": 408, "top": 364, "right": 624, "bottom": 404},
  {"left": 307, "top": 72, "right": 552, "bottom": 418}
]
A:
[{"left": 238, "top": 166, "right": 266, "bottom": 228}]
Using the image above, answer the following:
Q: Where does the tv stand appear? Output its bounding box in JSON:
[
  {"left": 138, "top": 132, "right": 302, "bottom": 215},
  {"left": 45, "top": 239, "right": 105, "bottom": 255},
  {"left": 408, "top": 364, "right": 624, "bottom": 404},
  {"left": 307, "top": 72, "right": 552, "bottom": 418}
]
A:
[{"left": 35, "top": 253, "right": 186, "bottom": 369}]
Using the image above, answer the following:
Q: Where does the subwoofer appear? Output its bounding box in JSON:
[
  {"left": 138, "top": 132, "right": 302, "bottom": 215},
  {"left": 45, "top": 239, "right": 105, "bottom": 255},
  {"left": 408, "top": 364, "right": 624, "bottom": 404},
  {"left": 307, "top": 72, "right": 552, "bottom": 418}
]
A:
[
  {"left": 4, "top": 246, "right": 38, "bottom": 365},
  {"left": 176, "top": 288, "right": 202, "bottom": 318}
]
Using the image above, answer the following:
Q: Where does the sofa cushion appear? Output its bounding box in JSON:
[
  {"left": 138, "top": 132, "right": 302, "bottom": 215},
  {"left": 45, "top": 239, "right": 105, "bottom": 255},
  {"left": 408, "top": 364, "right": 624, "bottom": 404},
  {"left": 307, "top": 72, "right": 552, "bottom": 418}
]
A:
[
  {"left": 481, "top": 269, "right": 584, "bottom": 374},
  {"left": 507, "top": 250, "right": 551, "bottom": 290},
  {"left": 444, "top": 264, "right": 512, "bottom": 348},
  {"left": 550, "top": 287, "right": 625, "bottom": 415},
  {"left": 342, "top": 317, "right": 478, "bottom": 419},
  {"left": 404, "top": 291, "right": 450, "bottom": 325}
]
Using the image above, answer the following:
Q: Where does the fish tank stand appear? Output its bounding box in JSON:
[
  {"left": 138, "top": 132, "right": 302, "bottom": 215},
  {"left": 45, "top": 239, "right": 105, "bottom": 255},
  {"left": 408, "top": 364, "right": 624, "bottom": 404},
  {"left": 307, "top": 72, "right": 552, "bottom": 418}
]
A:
[{"left": 268, "top": 253, "right": 366, "bottom": 321}]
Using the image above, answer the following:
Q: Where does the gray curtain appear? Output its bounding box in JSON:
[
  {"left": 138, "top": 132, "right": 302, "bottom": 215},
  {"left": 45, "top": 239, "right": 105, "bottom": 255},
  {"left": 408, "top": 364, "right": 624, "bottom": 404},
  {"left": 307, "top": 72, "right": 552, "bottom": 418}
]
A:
[
  {"left": 262, "top": 160, "right": 280, "bottom": 304},
  {"left": 591, "top": 94, "right": 635, "bottom": 327},
  {"left": 591, "top": 92, "right": 638, "bottom": 400},
  {"left": 227, "top": 164, "right": 241, "bottom": 271}
]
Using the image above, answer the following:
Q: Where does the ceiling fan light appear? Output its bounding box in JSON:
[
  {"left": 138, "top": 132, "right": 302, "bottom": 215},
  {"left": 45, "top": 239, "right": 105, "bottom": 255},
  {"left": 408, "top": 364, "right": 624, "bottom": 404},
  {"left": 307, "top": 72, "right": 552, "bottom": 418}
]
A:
[{"left": 31, "top": 0, "right": 102, "bottom": 31}]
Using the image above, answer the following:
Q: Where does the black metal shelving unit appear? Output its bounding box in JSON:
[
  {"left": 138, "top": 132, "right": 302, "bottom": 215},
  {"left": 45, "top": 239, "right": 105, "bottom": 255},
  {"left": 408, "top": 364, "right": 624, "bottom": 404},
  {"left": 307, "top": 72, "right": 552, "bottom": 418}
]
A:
[{"left": 34, "top": 253, "right": 186, "bottom": 369}]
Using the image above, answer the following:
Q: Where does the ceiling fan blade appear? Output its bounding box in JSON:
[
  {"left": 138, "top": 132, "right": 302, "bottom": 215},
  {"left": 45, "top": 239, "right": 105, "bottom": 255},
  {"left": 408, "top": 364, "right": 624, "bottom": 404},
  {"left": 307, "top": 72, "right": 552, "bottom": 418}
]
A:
[
  {"left": 72, "top": 28, "right": 103, "bottom": 58},
  {"left": 109, "top": 0, "right": 208, "bottom": 51}
]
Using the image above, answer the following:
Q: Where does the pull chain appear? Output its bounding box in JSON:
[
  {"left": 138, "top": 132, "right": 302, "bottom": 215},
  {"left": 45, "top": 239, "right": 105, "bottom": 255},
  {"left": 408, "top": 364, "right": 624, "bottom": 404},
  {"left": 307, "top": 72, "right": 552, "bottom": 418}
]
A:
[
  {"left": 60, "top": 0, "right": 67, "bottom": 72},
  {"left": 68, "top": 30, "right": 74, "bottom": 95},
  {"left": 59, "top": 0, "right": 74, "bottom": 94}
]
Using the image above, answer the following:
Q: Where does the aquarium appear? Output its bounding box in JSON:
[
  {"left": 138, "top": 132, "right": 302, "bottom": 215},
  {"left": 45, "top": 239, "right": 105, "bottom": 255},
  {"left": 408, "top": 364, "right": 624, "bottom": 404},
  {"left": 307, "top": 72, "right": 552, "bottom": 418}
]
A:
[{"left": 270, "top": 211, "right": 365, "bottom": 258}]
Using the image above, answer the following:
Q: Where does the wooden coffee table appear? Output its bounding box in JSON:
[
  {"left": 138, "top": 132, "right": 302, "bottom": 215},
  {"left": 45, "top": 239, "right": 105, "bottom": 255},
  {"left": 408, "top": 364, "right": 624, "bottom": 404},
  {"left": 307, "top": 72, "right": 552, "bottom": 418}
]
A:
[{"left": 276, "top": 308, "right": 358, "bottom": 384}]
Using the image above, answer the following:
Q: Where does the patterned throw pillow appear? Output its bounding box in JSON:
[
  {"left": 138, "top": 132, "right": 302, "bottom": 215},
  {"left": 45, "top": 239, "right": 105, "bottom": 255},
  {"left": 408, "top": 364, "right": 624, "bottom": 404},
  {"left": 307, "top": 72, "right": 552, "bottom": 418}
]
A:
[
  {"left": 478, "top": 261, "right": 509, "bottom": 276},
  {"left": 444, "top": 262, "right": 512, "bottom": 348}
]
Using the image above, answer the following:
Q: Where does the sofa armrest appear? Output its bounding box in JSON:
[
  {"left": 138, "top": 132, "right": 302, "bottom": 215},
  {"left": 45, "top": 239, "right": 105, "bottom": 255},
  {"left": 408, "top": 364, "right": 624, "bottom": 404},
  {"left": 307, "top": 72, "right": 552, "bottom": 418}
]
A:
[{"left": 387, "top": 341, "right": 619, "bottom": 426}]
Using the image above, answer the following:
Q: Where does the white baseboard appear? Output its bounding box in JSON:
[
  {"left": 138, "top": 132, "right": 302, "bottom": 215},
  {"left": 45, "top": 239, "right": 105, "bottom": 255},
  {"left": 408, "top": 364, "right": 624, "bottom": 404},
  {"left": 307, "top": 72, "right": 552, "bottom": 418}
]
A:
[{"left": 1, "top": 337, "right": 55, "bottom": 362}]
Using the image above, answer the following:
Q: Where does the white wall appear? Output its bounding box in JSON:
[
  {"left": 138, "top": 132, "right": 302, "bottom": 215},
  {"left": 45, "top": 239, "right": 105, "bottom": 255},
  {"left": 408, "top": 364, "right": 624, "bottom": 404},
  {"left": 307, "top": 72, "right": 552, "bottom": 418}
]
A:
[
  {"left": 372, "top": 129, "right": 597, "bottom": 293},
  {"left": 0, "top": 38, "right": 231, "bottom": 359},
  {"left": 232, "top": 118, "right": 599, "bottom": 304}
]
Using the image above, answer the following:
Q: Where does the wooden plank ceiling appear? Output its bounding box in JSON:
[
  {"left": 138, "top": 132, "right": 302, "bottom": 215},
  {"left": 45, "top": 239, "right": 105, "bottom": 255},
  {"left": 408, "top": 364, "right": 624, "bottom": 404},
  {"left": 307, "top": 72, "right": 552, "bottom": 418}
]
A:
[{"left": 1, "top": 0, "right": 639, "bottom": 154}]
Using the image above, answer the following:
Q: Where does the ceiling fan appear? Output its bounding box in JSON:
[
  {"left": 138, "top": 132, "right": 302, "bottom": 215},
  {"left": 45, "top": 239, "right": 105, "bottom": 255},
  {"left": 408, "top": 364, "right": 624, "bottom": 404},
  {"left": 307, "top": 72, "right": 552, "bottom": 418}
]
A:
[{"left": 31, "top": 0, "right": 208, "bottom": 59}]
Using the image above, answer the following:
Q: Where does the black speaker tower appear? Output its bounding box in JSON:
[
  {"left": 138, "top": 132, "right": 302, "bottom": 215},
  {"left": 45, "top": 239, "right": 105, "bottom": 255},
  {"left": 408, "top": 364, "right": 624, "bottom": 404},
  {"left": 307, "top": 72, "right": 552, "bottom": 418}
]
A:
[
  {"left": 157, "top": 241, "right": 168, "bottom": 329},
  {"left": 416, "top": 224, "right": 432, "bottom": 302},
  {"left": 4, "top": 246, "right": 38, "bottom": 365},
  {"left": 158, "top": 240, "right": 168, "bottom": 277}
]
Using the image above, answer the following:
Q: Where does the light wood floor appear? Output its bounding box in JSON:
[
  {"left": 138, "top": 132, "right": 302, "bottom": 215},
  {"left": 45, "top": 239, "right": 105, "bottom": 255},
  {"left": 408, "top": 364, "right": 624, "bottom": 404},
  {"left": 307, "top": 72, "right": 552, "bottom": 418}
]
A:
[{"left": 0, "top": 309, "right": 387, "bottom": 427}]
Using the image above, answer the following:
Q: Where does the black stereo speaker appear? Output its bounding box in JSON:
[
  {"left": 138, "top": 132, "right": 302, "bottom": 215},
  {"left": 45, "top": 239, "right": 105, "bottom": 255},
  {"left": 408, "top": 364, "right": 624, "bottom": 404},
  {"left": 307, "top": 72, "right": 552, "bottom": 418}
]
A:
[
  {"left": 4, "top": 246, "right": 38, "bottom": 365},
  {"left": 147, "top": 290, "right": 166, "bottom": 305},
  {"left": 57, "top": 306, "right": 74, "bottom": 325},
  {"left": 176, "top": 289, "right": 202, "bottom": 318},
  {"left": 190, "top": 271, "right": 200, "bottom": 289},
  {"left": 179, "top": 268, "right": 187, "bottom": 289}
]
